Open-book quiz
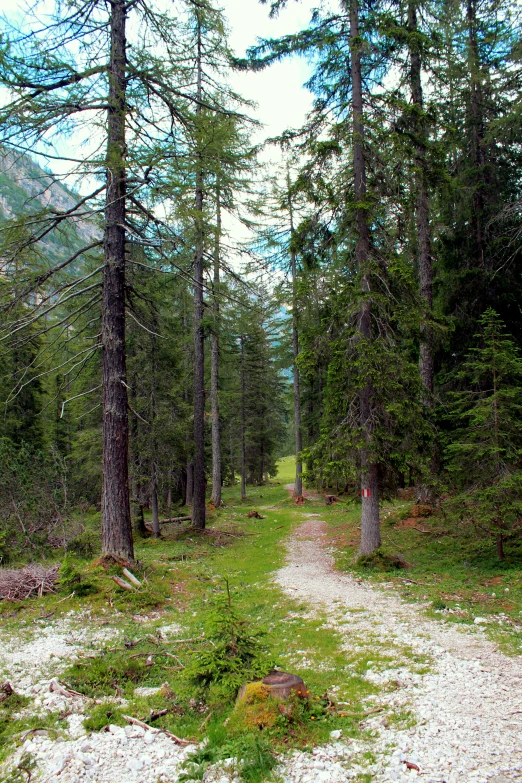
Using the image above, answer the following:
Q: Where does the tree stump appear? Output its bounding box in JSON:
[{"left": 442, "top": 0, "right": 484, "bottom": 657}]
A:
[{"left": 237, "top": 671, "right": 307, "bottom": 702}]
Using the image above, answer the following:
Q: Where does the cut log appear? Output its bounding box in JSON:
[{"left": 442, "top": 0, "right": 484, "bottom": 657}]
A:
[
  {"left": 122, "top": 568, "right": 141, "bottom": 587},
  {"left": 237, "top": 671, "right": 307, "bottom": 702},
  {"left": 111, "top": 576, "right": 134, "bottom": 591},
  {"left": 0, "top": 682, "right": 14, "bottom": 702}
]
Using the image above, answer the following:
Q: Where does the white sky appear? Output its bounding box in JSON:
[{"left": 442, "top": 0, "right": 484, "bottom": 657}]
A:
[
  {"left": 223, "top": 0, "right": 317, "bottom": 141},
  {"left": 1, "top": 0, "right": 319, "bottom": 151}
]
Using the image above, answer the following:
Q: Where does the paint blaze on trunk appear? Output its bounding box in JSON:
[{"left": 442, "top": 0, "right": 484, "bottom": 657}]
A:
[
  {"left": 349, "top": 0, "right": 381, "bottom": 555},
  {"left": 101, "top": 0, "right": 134, "bottom": 561}
]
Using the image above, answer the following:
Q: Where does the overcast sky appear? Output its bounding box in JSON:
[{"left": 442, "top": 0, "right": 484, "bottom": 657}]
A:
[{"left": 223, "top": 0, "right": 317, "bottom": 141}]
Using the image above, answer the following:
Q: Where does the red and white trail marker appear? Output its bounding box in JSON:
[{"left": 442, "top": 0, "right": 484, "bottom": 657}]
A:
[{"left": 361, "top": 488, "right": 371, "bottom": 498}]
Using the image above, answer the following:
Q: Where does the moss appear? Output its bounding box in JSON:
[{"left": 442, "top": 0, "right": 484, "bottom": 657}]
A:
[
  {"left": 355, "top": 550, "right": 407, "bottom": 571},
  {"left": 232, "top": 682, "right": 280, "bottom": 730}
]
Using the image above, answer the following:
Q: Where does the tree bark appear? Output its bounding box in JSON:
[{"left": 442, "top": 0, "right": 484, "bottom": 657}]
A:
[
  {"left": 151, "top": 461, "right": 160, "bottom": 538},
  {"left": 350, "top": 0, "right": 381, "bottom": 554},
  {"left": 101, "top": 0, "right": 133, "bottom": 561},
  {"left": 180, "top": 466, "right": 187, "bottom": 506},
  {"left": 497, "top": 532, "right": 505, "bottom": 561},
  {"left": 210, "top": 187, "right": 222, "bottom": 507},
  {"left": 150, "top": 331, "right": 160, "bottom": 538},
  {"left": 186, "top": 462, "right": 194, "bottom": 506},
  {"left": 467, "top": 0, "right": 485, "bottom": 268},
  {"left": 408, "top": 0, "right": 434, "bottom": 399},
  {"left": 229, "top": 423, "right": 235, "bottom": 485},
  {"left": 240, "top": 335, "right": 247, "bottom": 500},
  {"left": 288, "top": 172, "right": 303, "bottom": 499},
  {"left": 192, "top": 15, "right": 206, "bottom": 529}
]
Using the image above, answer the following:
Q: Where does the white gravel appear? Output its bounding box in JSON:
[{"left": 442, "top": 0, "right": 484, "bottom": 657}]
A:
[
  {"left": 18, "top": 722, "right": 194, "bottom": 783},
  {"left": 275, "top": 516, "right": 522, "bottom": 783},
  {"left": 0, "top": 613, "right": 191, "bottom": 783}
]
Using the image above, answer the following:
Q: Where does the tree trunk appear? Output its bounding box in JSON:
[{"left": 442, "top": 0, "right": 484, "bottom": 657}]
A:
[
  {"left": 288, "top": 172, "right": 303, "bottom": 498},
  {"left": 101, "top": 0, "right": 133, "bottom": 561},
  {"left": 151, "top": 461, "right": 160, "bottom": 538},
  {"left": 350, "top": 0, "right": 380, "bottom": 555},
  {"left": 467, "top": 0, "right": 485, "bottom": 268},
  {"left": 210, "top": 188, "right": 222, "bottom": 507},
  {"left": 186, "top": 462, "right": 194, "bottom": 506},
  {"left": 497, "top": 532, "right": 505, "bottom": 561},
  {"left": 240, "top": 335, "right": 247, "bottom": 500},
  {"left": 133, "top": 503, "right": 146, "bottom": 537},
  {"left": 258, "top": 440, "right": 264, "bottom": 485},
  {"left": 167, "top": 476, "right": 172, "bottom": 513},
  {"left": 408, "top": 0, "right": 434, "bottom": 399},
  {"left": 192, "top": 16, "right": 206, "bottom": 530},
  {"left": 229, "top": 423, "right": 235, "bottom": 485},
  {"left": 150, "top": 330, "right": 160, "bottom": 539},
  {"left": 180, "top": 467, "right": 187, "bottom": 507}
]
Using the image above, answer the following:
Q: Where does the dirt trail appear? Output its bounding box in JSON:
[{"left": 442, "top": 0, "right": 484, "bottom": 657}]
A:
[{"left": 276, "top": 516, "right": 522, "bottom": 783}]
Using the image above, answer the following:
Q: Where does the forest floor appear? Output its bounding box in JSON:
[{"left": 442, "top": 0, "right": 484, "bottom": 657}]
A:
[{"left": 1, "top": 457, "right": 522, "bottom": 783}]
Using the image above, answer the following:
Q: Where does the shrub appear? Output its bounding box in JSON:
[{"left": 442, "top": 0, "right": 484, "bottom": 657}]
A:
[
  {"left": 69, "top": 528, "right": 100, "bottom": 558},
  {"left": 0, "top": 438, "right": 69, "bottom": 561}
]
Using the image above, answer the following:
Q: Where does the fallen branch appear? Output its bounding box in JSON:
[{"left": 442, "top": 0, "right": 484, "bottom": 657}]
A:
[
  {"left": 168, "top": 635, "right": 206, "bottom": 645},
  {"left": 159, "top": 516, "right": 192, "bottom": 524},
  {"left": 165, "top": 652, "right": 185, "bottom": 668},
  {"left": 199, "top": 711, "right": 213, "bottom": 730},
  {"left": 50, "top": 678, "right": 89, "bottom": 700},
  {"left": 337, "top": 707, "right": 384, "bottom": 719},
  {"left": 148, "top": 708, "right": 168, "bottom": 721},
  {"left": 121, "top": 714, "right": 194, "bottom": 746}
]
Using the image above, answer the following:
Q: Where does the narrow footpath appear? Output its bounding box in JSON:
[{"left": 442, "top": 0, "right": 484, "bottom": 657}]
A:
[{"left": 275, "top": 514, "right": 522, "bottom": 783}]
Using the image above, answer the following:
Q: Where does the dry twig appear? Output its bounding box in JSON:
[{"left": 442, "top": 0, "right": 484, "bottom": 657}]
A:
[
  {"left": 0, "top": 565, "right": 58, "bottom": 601},
  {"left": 121, "top": 714, "right": 194, "bottom": 746}
]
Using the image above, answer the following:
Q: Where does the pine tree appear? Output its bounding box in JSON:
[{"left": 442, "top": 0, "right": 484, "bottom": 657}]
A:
[{"left": 445, "top": 309, "right": 522, "bottom": 560}]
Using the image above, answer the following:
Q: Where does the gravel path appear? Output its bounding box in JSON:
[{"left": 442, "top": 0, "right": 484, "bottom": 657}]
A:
[{"left": 275, "top": 515, "right": 522, "bottom": 783}]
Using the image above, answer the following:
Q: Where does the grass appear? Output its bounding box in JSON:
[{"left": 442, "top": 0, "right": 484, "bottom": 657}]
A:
[{"left": 0, "top": 689, "right": 67, "bottom": 768}]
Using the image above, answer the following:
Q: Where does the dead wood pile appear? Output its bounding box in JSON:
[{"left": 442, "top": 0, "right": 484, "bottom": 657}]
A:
[{"left": 0, "top": 564, "right": 59, "bottom": 601}]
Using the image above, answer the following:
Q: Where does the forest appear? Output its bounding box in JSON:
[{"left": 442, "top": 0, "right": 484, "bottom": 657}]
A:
[{"left": 0, "top": 0, "right": 522, "bottom": 781}]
